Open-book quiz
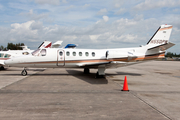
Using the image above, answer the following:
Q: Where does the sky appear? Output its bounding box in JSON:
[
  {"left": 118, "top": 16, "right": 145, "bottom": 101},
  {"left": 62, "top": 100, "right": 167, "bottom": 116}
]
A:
[{"left": 0, "top": 0, "right": 180, "bottom": 53}]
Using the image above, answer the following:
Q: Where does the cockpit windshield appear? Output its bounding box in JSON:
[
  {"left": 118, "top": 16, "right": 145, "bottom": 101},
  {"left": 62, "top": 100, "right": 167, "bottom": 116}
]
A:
[
  {"left": 0, "top": 53, "right": 11, "bottom": 58},
  {"left": 32, "top": 49, "right": 47, "bottom": 56},
  {"left": 32, "top": 49, "right": 40, "bottom": 56},
  {"left": 0, "top": 53, "right": 4, "bottom": 58},
  {"left": 4, "top": 54, "right": 11, "bottom": 58}
]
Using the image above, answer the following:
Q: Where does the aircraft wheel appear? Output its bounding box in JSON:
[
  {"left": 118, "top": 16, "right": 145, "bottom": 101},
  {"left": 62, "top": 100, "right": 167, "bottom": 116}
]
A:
[
  {"left": 0, "top": 66, "right": 5, "bottom": 70},
  {"left": 84, "top": 68, "right": 90, "bottom": 74},
  {"left": 95, "top": 72, "right": 104, "bottom": 78},
  {"left": 21, "top": 70, "right": 27, "bottom": 76}
]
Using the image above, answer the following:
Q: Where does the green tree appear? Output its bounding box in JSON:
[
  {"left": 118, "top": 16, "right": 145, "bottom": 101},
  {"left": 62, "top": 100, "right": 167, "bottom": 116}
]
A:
[
  {"left": 165, "top": 52, "right": 180, "bottom": 58},
  {"left": 7, "top": 43, "right": 25, "bottom": 50},
  {"left": 0, "top": 45, "right": 7, "bottom": 51},
  {"left": 165, "top": 52, "right": 173, "bottom": 58}
]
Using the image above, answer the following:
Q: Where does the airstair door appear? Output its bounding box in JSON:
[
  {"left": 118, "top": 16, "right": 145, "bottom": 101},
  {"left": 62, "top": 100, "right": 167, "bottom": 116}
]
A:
[{"left": 57, "top": 50, "right": 65, "bottom": 66}]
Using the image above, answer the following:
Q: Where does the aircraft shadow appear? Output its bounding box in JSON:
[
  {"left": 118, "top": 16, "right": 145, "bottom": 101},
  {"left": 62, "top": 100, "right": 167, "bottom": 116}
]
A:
[
  {"left": 66, "top": 70, "right": 108, "bottom": 84},
  {"left": 0, "top": 68, "right": 45, "bottom": 71},
  {"left": 0, "top": 74, "right": 24, "bottom": 76},
  {"left": 106, "top": 72, "right": 143, "bottom": 76}
]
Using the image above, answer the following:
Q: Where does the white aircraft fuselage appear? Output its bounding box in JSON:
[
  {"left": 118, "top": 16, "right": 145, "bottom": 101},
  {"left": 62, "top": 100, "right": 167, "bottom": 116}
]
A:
[
  {"left": 4, "top": 46, "right": 163, "bottom": 68},
  {"left": 4, "top": 25, "right": 175, "bottom": 77},
  {"left": 0, "top": 41, "right": 52, "bottom": 68}
]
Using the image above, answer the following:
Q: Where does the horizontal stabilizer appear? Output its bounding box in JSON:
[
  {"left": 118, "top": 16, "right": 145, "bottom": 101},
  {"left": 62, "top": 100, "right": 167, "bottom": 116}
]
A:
[{"left": 148, "top": 42, "right": 175, "bottom": 51}]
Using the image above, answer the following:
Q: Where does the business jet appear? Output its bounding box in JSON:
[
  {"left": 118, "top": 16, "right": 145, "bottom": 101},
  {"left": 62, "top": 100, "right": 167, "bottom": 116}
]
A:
[
  {"left": 4, "top": 25, "right": 175, "bottom": 78},
  {"left": 0, "top": 40, "right": 52, "bottom": 70}
]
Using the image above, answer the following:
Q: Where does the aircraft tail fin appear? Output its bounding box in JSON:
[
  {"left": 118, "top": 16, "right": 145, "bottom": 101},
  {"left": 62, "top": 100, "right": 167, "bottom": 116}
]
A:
[
  {"left": 147, "top": 24, "right": 173, "bottom": 48},
  {"left": 145, "top": 25, "right": 175, "bottom": 56},
  {"left": 38, "top": 40, "right": 52, "bottom": 49}
]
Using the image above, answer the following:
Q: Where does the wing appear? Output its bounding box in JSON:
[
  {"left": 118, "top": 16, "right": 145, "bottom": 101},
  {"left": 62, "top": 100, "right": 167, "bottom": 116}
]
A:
[
  {"left": 77, "top": 61, "right": 131, "bottom": 69},
  {"left": 77, "top": 61, "right": 111, "bottom": 68}
]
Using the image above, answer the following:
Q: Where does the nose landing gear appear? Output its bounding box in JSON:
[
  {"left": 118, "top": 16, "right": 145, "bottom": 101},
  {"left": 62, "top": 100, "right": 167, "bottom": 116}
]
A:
[{"left": 21, "top": 68, "right": 27, "bottom": 76}]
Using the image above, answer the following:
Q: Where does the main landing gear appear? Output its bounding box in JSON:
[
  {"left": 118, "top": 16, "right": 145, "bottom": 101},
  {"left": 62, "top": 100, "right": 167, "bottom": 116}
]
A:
[
  {"left": 84, "top": 68, "right": 90, "bottom": 74},
  {"left": 0, "top": 66, "right": 5, "bottom": 70},
  {"left": 83, "top": 67, "right": 106, "bottom": 78},
  {"left": 95, "top": 66, "right": 106, "bottom": 78},
  {"left": 95, "top": 72, "right": 105, "bottom": 78},
  {"left": 21, "top": 68, "right": 27, "bottom": 76}
]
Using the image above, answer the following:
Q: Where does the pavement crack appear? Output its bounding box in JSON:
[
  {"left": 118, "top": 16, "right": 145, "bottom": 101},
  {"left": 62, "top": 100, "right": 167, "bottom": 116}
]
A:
[{"left": 130, "top": 91, "right": 174, "bottom": 120}]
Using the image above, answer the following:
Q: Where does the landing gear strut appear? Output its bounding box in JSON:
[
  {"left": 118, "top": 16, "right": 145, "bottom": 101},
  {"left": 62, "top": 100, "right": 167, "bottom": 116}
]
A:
[
  {"left": 21, "top": 68, "right": 27, "bottom": 76},
  {"left": 95, "top": 66, "right": 105, "bottom": 78}
]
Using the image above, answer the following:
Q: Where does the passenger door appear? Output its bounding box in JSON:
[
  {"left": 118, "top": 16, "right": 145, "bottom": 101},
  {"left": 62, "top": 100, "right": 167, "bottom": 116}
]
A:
[{"left": 57, "top": 50, "right": 65, "bottom": 66}]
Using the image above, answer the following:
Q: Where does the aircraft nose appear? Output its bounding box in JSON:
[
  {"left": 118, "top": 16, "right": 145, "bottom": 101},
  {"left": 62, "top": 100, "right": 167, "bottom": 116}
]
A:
[{"left": 4, "top": 59, "right": 13, "bottom": 65}]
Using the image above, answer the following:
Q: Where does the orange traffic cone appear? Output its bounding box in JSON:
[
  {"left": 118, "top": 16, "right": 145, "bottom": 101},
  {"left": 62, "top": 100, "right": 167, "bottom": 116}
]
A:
[{"left": 121, "top": 76, "right": 129, "bottom": 91}]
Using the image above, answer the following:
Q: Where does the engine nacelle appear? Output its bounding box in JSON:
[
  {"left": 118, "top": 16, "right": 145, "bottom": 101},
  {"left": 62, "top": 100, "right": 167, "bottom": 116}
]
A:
[{"left": 106, "top": 50, "right": 128, "bottom": 59}]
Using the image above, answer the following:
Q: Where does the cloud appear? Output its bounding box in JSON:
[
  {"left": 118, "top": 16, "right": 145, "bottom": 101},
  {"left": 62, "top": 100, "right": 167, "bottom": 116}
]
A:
[
  {"left": 103, "top": 16, "right": 109, "bottom": 22},
  {"left": 83, "top": 4, "right": 90, "bottom": 9},
  {"left": 112, "top": 34, "right": 138, "bottom": 43},
  {"left": 97, "top": 8, "right": 108, "bottom": 15},
  {"left": 10, "top": 20, "right": 38, "bottom": 39},
  {"left": 0, "top": 17, "right": 159, "bottom": 48},
  {"left": 0, "top": 0, "right": 179, "bottom": 53},
  {"left": 89, "top": 35, "right": 100, "bottom": 42},
  {"left": 115, "top": 8, "right": 126, "bottom": 15},
  {"left": 113, "top": 0, "right": 125, "bottom": 8},
  {"left": 96, "top": 16, "right": 109, "bottom": 24},
  {"left": 29, "top": 9, "right": 33, "bottom": 15},
  {"left": 20, "top": 9, "right": 49, "bottom": 21},
  {"left": 134, "top": 0, "right": 180, "bottom": 11},
  {"left": 64, "top": 5, "right": 75, "bottom": 11},
  {"left": 30, "top": 21, "right": 43, "bottom": 30},
  {"left": 34, "top": 0, "right": 60, "bottom": 5},
  {"left": 0, "top": 4, "right": 3, "bottom": 10},
  {"left": 0, "top": 16, "right": 178, "bottom": 53},
  {"left": 62, "top": 0, "right": 67, "bottom": 3}
]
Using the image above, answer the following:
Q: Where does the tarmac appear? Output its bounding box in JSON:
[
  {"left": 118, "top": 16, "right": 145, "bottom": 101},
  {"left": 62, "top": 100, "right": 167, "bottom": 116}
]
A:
[{"left": 0, "top": 61, "right": 180, "bottom": 120}]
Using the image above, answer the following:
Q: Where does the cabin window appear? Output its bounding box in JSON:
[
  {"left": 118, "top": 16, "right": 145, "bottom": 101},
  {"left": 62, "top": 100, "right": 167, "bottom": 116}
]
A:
[
  {"left": 92, "top": 52, "right": 95, "bottom": 57},
  {"left": 0, "top": 53, "right": 4, "bottom": 57},
  {"left": 22, "top": 52, "right": 29, "bottom": 55},
  {"left": 40, "top": 49, "right": 46, "bottom": 56},
  {"left": 73, "top": 52, "right": 76, "bottom": 56},
  {"left": 66, "top": 51, "right": 70, "bottom": 56},
  {"left": 79, "top": 52, "right": 82, "bottom": 56},
  {"left": 85, "top": 52, "right": 89, "bottom": 56},
  {"left": 59, "top": 51, "right": 63, "bottom": 56}
]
